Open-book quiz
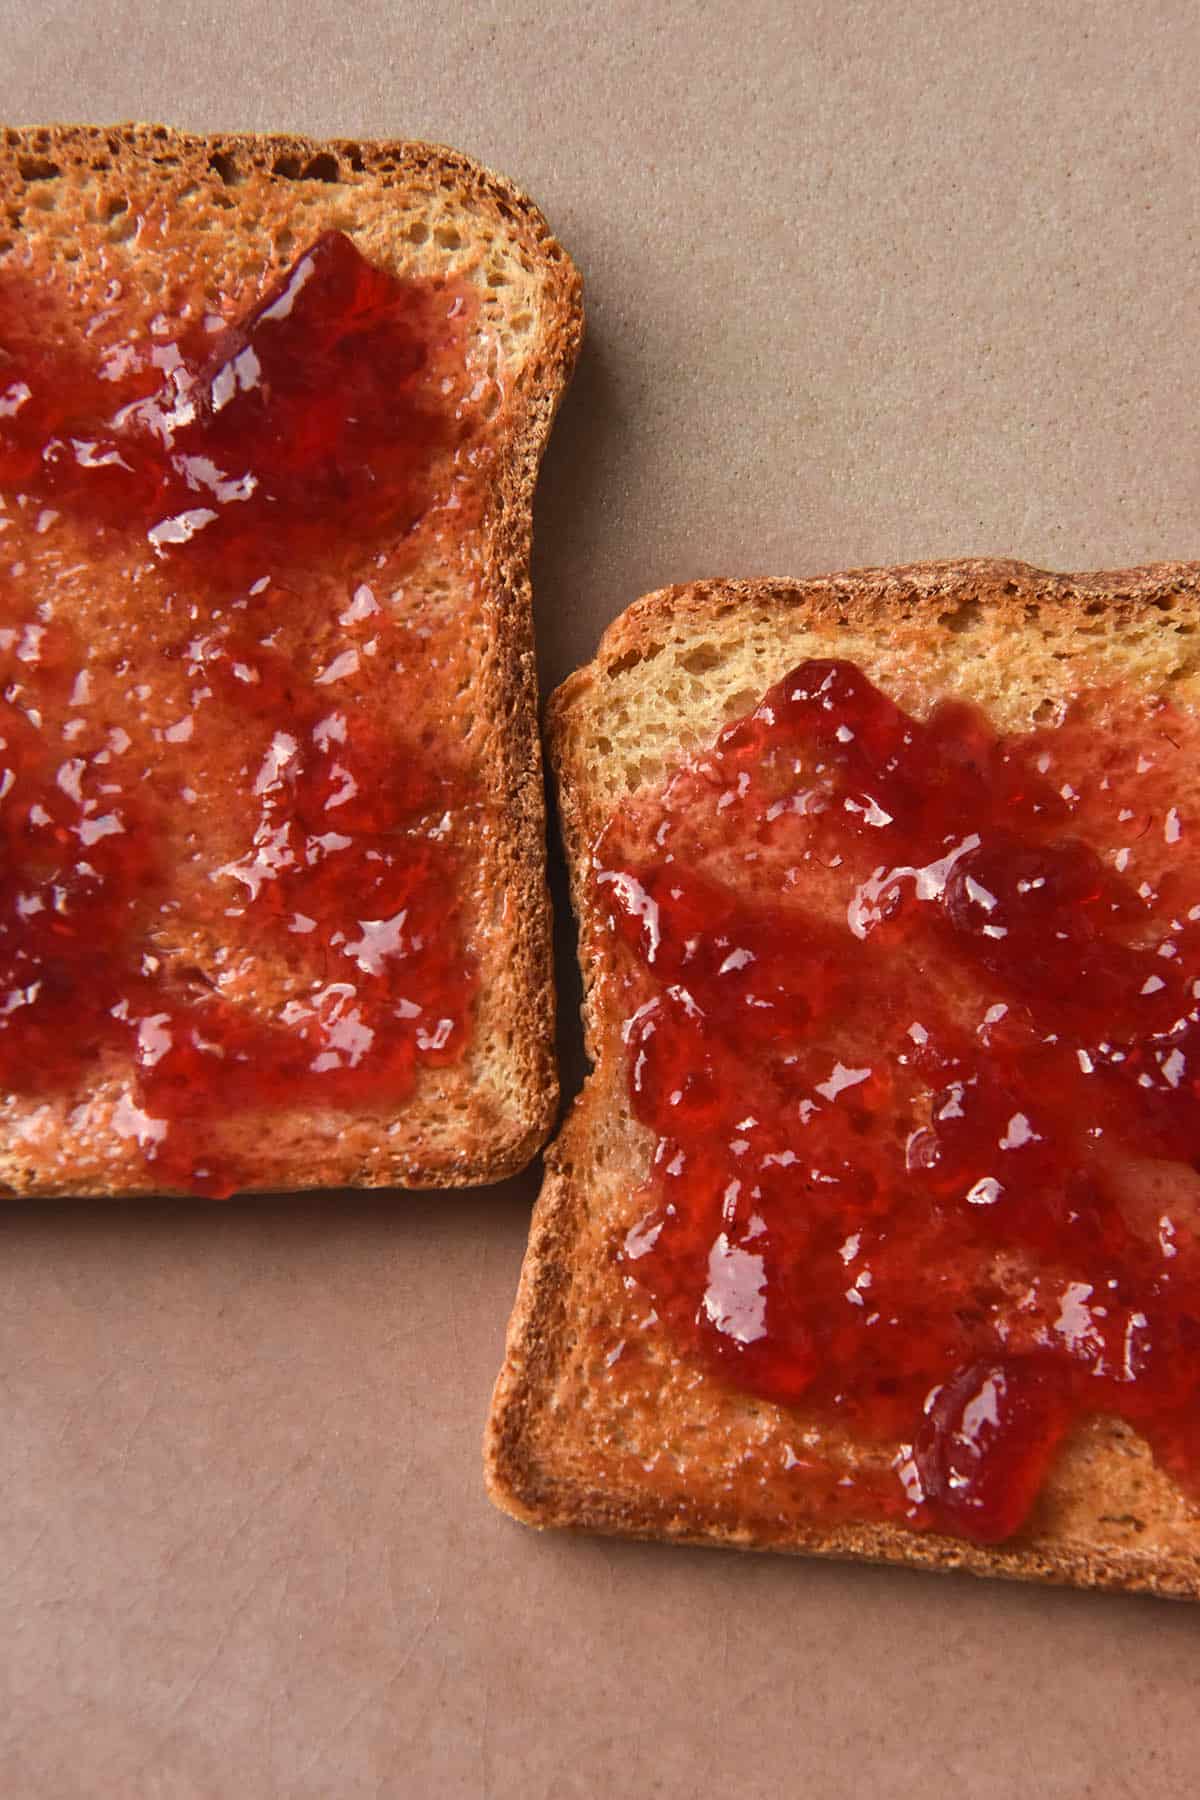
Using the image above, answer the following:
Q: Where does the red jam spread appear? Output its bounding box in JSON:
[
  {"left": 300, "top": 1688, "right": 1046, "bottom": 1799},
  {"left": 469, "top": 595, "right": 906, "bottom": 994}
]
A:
[
  {"left": 596, "top": 658, "right": 1200, "bottom": 1543},
  {"left": 1, "top": 230, "right": 493, "bottom": 1195}
]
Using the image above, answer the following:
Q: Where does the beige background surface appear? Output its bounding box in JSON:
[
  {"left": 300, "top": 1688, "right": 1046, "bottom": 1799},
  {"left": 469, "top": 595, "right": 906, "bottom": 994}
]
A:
[{"left": 2, "top": 2, "right": 1199, "bottom": 1794}]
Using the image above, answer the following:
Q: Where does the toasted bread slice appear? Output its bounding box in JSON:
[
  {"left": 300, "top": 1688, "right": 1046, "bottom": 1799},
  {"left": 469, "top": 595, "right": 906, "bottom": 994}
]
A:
[
  {"left": 0, "top": 125, "right": 581, "bottom": 1197},
  {"left": 487, "top": 559, "right": 1200, "bottom": 1598}
]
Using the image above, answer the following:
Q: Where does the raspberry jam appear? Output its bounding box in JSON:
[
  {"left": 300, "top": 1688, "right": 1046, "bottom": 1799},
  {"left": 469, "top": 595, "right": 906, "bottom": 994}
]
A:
[
  {"left": 0, "top": 230, "right": 473, "bottom": 562},
  {"left": 1, "top": 231, "right": 492, "bottom": 1195},
  {"left": 596, "top": 659, "right": 1200, "bottom": 1543}
]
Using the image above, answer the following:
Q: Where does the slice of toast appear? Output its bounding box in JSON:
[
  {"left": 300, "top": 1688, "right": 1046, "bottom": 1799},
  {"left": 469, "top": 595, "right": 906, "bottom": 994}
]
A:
[
  {"left": 487, "top": 559, "right": 1200, "bottom": 1598},
  {"left": 0, "top": 125, "right": 582, "bottom": 1197}
]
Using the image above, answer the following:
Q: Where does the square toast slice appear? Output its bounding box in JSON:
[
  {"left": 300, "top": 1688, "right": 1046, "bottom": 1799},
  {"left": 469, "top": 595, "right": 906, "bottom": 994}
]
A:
[
  {"left": 0, "top": 125, "right": 581, "bottom": 1197},
  {"left": 487, "top": 559, "right": 1200, "bottom": 1599}
]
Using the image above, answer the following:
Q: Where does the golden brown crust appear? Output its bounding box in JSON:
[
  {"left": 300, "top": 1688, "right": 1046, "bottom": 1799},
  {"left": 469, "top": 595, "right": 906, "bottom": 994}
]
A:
[
  {"left": 487, "top": 559, "right": 1200, "bottom": 1598},
  {"left": 0, "top": 124, "right": 583, "bottom": 1196}
]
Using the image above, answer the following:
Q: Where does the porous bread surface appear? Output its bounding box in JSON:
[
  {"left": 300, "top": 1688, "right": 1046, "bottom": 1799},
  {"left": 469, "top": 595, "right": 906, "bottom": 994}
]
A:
[
  {"left": 0, "top": 124, "right": 583, "bottom": 1196},
  {"left": 487, "top": 559, "right": 1200, "bottom": 1597}
]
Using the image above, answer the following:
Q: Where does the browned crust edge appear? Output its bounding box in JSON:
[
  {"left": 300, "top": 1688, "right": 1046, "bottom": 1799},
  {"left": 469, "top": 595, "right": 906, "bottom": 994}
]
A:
[
  {"left": 486, "top": 558, "right": 1200, "bottom": 1598},
  {"left": 0, "top": 122, "right": 584, "bottom": 1197}
]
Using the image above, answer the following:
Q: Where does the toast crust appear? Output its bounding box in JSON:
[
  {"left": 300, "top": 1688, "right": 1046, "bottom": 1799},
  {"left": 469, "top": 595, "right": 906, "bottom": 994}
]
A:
[
  {"left": 487, "top": 559, "right": 1200, "bottom": 1598},
  {"left": 0, "top": 124, "right": 583, "bottom": 1196}
]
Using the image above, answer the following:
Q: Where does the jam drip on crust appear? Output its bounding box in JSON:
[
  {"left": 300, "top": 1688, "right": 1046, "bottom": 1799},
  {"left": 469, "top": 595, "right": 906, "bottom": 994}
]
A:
[
  {"left": 596, "top": 659, "right": 1200, "bottom": 1543},
  {"left": 0, "top": 231, "right": 493, "bottom": 1195}
]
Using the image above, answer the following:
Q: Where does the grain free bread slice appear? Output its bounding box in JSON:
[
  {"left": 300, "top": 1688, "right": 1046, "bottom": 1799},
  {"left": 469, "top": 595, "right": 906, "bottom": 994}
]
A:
[
  {"left": 487, "top": 558, "right": 1200, "bottom": 1598},
  {"left": 0, "top": 124, "right": 582, "bottom": 1196}
]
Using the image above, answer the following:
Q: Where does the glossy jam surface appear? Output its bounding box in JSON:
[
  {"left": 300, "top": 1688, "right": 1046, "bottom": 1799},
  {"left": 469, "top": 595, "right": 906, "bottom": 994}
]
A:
[
  {"left": 1, "top": 232, "right": 492, "bottom": 1195},
  {"left": 596, "top": 660, "right": 1200, "bottom": 1542},
  {"left": 0, "top": 230, "right": 473, "bottom": 564}
]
